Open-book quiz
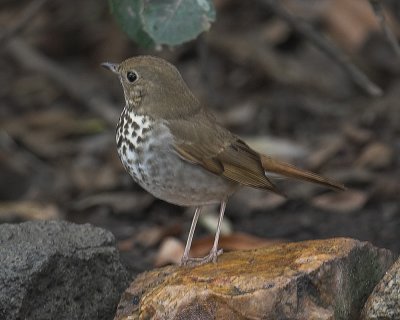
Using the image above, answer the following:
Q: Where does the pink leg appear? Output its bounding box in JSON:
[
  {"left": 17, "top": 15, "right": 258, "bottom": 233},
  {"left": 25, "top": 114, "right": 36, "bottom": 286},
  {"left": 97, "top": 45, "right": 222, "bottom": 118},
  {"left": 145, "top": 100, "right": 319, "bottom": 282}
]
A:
[
  {"left": 180, "top": 207, "right": 201, "bottom": 266},
  {"left": 181, "top": 200, "right": 227, "bottom": 266}
]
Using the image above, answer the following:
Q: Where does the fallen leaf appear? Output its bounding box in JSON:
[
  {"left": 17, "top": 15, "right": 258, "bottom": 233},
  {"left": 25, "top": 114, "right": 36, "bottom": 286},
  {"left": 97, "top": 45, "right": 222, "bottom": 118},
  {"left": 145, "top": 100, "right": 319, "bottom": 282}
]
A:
[
  {"left": 136, "top": 223, "right": 182, "bottom": 247},
  {"left": 117, "top": 238, "right": 135, "bottom": 252},
  {"left": 231, "top": 188, "right": 287, "bottom": 215},
  {"left": 306, "top": 136, "right": 344, "bottom": 170},
  {"left": 154, "top": 232, "right": 285, "bottom": 267},
  {"left": 342, "top": 124, "right": 373, "bottom": 145},
  {"left": 0, "top": 201, "right": 62, "bottom": 221},
  {"left": 330, "top": 168, "right": 376, "bottom": 185},
  {"left": 260, "top": 18, "right": 291, "bottom": 45},
  {"left": 73, "top": 191, "right": 154, "bottom": 214},
  {"left": 282, "top": 0, "right": 327, "bottom": 20},
  {"left": 322, "top": 0, "right": 381, "bottom": 52},
  {"left": 217, "top": 101, "right": 258, "bottom": 127},
  {"left": 191, "top": 232, "right": 285, "bottom": 257},
  {"left": 371, "top": 176, "right": 400, "bottom": 200},
  {"left": 284, "top": 0, "right": 400, "bottom": 52},
  {"left": 154, "top": 237, "right": 184, "bottom": 267},
  {"left": 199, "top": 210, "right": 233, "bottom": 235},
  {"left": 118, "top": 224, "right": 182, "bottom": 252},
  {"left": 356, "top": 142, "right": 394, "bottom": 170},
  {"left": 244, "top": 136, "right": 308, "bottom": 160},
  {"left": 2, "top": 110, "right": 106, "bottom": 159},
  {"left": 311, "top": 190, "right": 368, "bottom": 213},
  {"left": 70, "top": 158, "right": 120, "bottom": 191}
]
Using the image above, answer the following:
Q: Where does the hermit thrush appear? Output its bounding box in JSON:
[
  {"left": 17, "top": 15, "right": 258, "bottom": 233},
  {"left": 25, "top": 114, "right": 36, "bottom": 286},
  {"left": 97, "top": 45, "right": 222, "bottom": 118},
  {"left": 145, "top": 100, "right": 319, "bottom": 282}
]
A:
[{"left": 102, "top": 56, "right": 345, "bottom": 266}]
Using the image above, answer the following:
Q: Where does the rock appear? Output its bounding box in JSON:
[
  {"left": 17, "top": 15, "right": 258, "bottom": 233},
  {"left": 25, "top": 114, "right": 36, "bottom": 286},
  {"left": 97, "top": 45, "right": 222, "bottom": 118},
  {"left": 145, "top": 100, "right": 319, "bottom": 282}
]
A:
[
  {"left": 0, "top": 220, "right": 129, "bottom": 320},
  {"left": 361, "top": 257, "right": 400, "bottom": 319},
  {"left": 115, "top": 238, "right": 394, "bottom": 320}
]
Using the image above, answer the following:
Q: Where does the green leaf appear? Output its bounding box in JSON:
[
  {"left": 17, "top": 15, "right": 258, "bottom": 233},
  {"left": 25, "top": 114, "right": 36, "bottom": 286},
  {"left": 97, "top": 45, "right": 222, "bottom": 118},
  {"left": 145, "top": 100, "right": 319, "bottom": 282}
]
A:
[
  {"left": 141, "top": 0, "right": 216, "bottom": 46},
  {"left": 108, "top": 0, "right": 216, "bottom": 47},
  {"left": 108, "top": 0, "right": 154, "bottom": 48}
]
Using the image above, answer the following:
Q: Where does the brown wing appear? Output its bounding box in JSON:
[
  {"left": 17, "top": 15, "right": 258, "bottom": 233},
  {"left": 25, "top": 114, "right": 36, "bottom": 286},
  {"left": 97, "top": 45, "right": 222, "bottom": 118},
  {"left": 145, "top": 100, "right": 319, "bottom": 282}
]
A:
[{"left": 167, "top": 111, "right": 281, "bottom": 194}]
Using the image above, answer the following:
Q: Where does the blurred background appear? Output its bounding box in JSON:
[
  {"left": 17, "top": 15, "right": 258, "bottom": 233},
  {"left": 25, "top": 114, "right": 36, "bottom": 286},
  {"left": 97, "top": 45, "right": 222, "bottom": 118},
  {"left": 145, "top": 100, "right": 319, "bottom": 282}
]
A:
[{"left": 1, "top": 0, "right": 399, "bottom": 276}]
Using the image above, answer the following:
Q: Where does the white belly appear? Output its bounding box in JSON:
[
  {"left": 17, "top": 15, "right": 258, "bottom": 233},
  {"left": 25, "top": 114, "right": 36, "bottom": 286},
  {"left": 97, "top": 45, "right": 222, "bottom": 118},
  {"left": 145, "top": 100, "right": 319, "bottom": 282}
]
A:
[{"left": 116, "top": 111, "right": 238, "bottom": 206}]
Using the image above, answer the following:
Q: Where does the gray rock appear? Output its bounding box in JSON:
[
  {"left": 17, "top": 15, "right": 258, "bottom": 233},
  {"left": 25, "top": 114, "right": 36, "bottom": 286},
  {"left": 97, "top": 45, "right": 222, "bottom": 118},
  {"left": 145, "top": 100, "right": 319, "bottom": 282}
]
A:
[
  {"left": 0, "top": 220, "right": 129, "bottom": 320},
  {"left": 361, "top": 256, "right": 400, "bottom": 319}
]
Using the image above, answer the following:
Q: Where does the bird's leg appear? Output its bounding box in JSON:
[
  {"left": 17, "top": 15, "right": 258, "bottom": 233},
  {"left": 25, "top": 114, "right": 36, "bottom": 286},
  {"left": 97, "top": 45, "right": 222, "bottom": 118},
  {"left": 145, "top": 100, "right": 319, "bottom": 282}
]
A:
[
  {"left": 180, "top": 206, "right": 202, "bottom": 266},
  {"left": 181, "top": 200, "right": 227, "bottom": 267},
  {"left": 207, "top": 200, "right": 226, "bottom": 262}
]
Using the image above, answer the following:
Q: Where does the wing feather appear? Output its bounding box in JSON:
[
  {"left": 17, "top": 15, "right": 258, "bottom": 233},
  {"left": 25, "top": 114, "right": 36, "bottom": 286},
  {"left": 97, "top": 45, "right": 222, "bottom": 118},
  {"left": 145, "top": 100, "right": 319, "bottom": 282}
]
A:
[{"left": 168, "top": 112, "right": 281, "bottom": 194}]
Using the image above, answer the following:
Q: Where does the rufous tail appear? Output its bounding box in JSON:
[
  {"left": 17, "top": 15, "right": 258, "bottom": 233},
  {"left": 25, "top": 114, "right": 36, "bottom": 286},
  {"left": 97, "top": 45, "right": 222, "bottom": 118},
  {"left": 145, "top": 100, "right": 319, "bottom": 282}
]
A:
[{"left": 261, "top": 155, "right": 346, "bottom": 191}]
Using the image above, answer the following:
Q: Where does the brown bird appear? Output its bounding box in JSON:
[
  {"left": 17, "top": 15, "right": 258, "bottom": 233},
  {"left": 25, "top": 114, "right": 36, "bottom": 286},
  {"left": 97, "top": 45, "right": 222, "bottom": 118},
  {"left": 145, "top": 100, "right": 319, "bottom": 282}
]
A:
[{"left": 102, "top": 56, "right": 345, "bottom": 266}]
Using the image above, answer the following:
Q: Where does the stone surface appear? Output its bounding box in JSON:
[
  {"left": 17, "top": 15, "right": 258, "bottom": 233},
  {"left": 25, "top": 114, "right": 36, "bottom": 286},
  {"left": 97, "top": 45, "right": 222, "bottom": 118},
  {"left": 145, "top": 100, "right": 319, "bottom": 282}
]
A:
[
  {"left": 115, "top": 238, "right": 394, "bottom": 320},
  {"left": 361, "top": 256, "right": 400, "bottom": 319},
  {"left": 0, "top": 220, "right": 129, "bottom": 320}
]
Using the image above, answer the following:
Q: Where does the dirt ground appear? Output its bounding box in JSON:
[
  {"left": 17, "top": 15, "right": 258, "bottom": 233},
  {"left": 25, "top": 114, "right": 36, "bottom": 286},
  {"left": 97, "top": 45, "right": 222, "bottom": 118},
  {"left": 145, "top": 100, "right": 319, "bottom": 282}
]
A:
[{"left": 1, "top": 0, "right": 399, "bottom": 276}]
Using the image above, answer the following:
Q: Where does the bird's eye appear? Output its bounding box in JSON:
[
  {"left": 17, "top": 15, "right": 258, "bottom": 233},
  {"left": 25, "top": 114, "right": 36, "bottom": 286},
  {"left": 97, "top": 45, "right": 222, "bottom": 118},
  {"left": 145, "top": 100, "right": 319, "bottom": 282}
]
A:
[{"left": 126, "top": 71, "right": 138, "bottom": 83}]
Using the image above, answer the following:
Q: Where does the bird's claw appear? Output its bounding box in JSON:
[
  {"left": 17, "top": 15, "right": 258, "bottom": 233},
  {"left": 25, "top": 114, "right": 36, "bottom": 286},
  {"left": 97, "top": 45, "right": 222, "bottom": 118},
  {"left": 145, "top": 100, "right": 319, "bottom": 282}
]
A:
[{"left": 180, "top": 248, "right": 223, "bottom": 267}]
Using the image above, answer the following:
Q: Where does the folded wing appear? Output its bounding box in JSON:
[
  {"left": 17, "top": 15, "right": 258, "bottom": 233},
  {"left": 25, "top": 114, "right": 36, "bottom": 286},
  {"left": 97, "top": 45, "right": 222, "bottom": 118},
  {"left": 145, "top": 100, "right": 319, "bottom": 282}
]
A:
[{"left": 168, "top": 110, "right": 344, "bottom": 195}]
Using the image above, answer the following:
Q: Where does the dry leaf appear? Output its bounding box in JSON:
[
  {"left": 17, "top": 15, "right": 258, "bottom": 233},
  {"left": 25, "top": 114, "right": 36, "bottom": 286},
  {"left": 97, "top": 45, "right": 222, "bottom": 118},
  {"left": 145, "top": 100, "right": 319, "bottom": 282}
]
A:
[
  {"left": 306, "top": 136, "right": 344, "bottom": 170},
  {"left": 343, "top": 124, "right": 373, "bottom": 145},
  {"left": 199, "top": 210, "right": 233, "bottom": 235},
  {"left": 155, "top": 233, "right": 284, "bottom": 267},
  {"left": 71, "top": 162, "right": 120, "bottom": 191},
  {"left": 2, "top": 110, "right": 105, "bottom": 159},
  {"left": 260, "top": 19, "right": 291, "bottom": 45},
  {"left": 231, "top": 188, "right": 287, "bottom": 214},
  {"left": 0, "top": 201, "right": 61, "bottom": 221},
  {"left": 331, "top": 168, "right": 376, "bottom": 185},
  {"left": 311, "top": 190, "right": 368, "bottom": 213},
  {"left": 356, "top": 142, "right": 394, "bottom": 170},
  {"left": 154, "top": 237, "right": 184, "bottom": 267},
  {"left": 322, "top": 0, "right": 381, "bottom": 52},
  {"left": 137, "top": 224, "right": 182, "bottom": 247},
  {"left": 118, "top": 224, "right": 182, "bottom": 253},
  {"left": 284, "top": 0, "right": 399, "bottom": 52},
  {"left": 73, "top": 191, "right": 154, "bottom": 214},
  {"left": 282, "top": 0, "right": 327, "bottom": 20},
  {"left": 190, "top": 232, "right": 285, "bottom": 257},
  {"left": 371, "top": 177, "right": 400, "bottom": 200},
  {"left": 217, "top": 101, "right": 258, "bottom": 127},
  {"left": 244, "top": 136, "right": 307, "bottom": 160},
  {"left": 117, "top": 238, "right": 136, "bottom": 252}
]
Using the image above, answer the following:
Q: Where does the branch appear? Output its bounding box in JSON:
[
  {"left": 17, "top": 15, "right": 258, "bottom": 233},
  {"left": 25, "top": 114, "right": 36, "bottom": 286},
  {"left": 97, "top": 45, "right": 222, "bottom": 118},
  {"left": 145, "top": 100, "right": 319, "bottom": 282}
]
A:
[
  {"left": 0, "top": 1, "right": 119, "bottom": 125},
  {"left": 6, "top": 38, "right": 119, "bottom": 126},
  {"left": 0, "top": 0, "right": 49, "bottom": 45},
  {"left": 368, "top": 0, "right": 400, "bottom": 59},
  {"left": 257, "top": 0, "right": 383, "bottom": 97}
]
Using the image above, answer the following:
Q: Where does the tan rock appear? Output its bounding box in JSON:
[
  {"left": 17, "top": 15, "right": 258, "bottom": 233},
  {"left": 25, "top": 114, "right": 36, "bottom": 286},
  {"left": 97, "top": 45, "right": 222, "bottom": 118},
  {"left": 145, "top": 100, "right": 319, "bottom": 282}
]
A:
[
  {"left": 115, "top": 238, "right": 394, "bottom": 320},
  {"left": 361, "top": 257, "right": 400, "bottom": 319}
]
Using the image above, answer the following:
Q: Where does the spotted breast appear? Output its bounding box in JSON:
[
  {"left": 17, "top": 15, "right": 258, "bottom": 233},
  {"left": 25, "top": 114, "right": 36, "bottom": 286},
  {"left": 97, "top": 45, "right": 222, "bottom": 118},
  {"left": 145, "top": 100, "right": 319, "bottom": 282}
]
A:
[
  {"left": 115, "top": 107, "right": 239, "bottom": 207},
  {"left": 116, "top": 107, "right": 153, "bottom": 183}
]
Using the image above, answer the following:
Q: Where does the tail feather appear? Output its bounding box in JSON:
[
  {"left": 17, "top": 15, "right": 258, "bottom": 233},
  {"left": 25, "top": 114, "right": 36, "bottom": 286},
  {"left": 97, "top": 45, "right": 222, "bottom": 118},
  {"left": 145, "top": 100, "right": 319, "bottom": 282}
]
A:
[{"left": 261, "top": 155, "right": 346, "bottom": 191}]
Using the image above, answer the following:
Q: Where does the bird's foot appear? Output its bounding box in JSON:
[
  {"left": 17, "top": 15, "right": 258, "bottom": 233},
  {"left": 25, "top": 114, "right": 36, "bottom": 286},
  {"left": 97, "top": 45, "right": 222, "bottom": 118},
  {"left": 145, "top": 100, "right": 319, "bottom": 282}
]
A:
[{"left": 180, "top": 248, "right": 223, "bottom": 267}]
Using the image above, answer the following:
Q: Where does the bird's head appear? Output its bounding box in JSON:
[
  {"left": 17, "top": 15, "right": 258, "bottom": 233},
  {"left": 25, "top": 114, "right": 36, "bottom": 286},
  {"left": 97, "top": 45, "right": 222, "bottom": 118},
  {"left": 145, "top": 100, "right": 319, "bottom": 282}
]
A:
[{"left": 101, "top": 56, "right": 200, "bottom": 119}]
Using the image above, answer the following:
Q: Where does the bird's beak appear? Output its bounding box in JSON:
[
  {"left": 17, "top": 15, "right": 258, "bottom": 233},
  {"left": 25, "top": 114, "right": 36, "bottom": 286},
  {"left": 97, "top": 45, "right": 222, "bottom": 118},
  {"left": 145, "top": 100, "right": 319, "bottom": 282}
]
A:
[{"left": 101, "top": 62, "right": 119, "bottom": 74}]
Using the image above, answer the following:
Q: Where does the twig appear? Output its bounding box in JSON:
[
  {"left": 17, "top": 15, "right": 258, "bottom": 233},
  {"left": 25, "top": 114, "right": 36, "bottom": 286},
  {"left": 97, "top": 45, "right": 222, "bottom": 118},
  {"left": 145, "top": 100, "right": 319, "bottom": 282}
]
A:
[
  {"left": 6, "top": 38, "right": 119, "bottom": 126},
  {"left": 0, "top": 0, "right": 49, "bottom": 45},
  {"left": 0, "top": 0, "right": 119, "bottom": 126},
  {"left": 257, "top": 0, "right": 383, "bottom": 97},
  {"left": 206, "top": 32, "right": 341, "bottom": 96},
  {"left": 368, "top": 0, "right": 400, "bottom": 59},
  {"left": 0, "top": 130, "right": 53, "bottom": 174}
]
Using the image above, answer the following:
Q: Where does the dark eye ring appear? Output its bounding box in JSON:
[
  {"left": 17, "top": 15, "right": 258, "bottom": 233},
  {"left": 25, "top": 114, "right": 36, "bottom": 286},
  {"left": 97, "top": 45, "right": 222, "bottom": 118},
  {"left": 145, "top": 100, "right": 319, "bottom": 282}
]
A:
[{"left": 127, "top": 71, "right": 138, "bottom": 83}]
